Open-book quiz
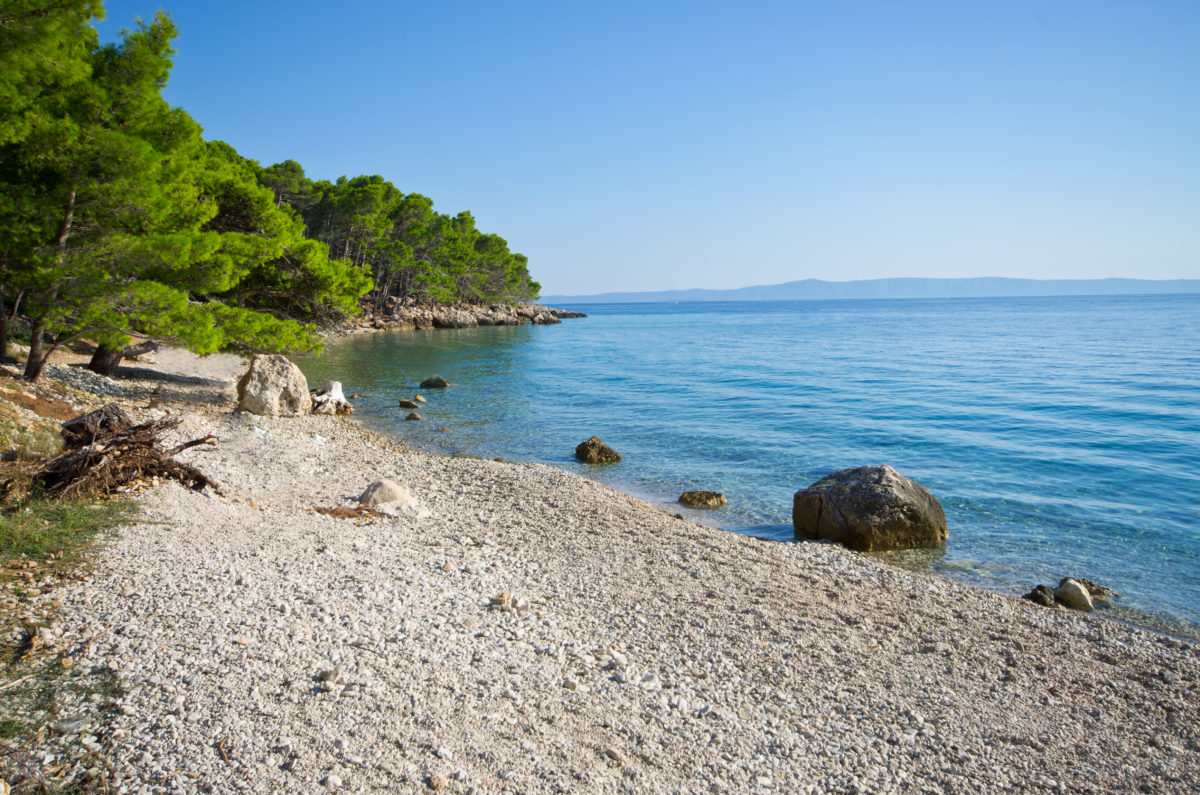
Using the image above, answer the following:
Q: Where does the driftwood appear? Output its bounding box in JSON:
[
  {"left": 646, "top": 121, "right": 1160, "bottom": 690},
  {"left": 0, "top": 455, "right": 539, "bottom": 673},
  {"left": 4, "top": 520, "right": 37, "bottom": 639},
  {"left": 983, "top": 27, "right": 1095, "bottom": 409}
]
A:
[
  {"left": 2, "top": 406, "right": 221, "bottom": 501},
  {"left": 60, "top": 404, "right": 134, "bottom": 447},
  {"left": 313, "top": 504, "right": 386, "bottom": 520},
  {"left": 310, "top": 380, "right": 353, "bottom": 415}
]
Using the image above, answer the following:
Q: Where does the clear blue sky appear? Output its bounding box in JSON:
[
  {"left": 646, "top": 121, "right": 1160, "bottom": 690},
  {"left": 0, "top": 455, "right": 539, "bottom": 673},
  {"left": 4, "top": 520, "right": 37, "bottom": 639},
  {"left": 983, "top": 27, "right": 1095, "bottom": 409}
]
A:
[{"left": 95, "top": 0, "right": 1200, "bottom": 295}]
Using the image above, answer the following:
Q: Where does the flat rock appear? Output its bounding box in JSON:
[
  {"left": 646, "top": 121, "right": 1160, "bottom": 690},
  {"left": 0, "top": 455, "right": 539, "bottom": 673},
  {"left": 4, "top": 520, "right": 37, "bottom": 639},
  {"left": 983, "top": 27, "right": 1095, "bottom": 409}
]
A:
[{"left": 398, "top": 399, "right": 420, "bottom": 409}]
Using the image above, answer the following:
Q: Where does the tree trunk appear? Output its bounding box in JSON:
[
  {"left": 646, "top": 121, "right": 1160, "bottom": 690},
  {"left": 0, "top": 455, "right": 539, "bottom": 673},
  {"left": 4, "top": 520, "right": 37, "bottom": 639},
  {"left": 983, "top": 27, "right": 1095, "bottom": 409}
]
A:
[
  {"left": 23, "top": 191, "right": 76, "bottom": 381},
  {"left": 0, "top": 288, "right": 7, "bottom": 363},
  {"left": 56, "top": 189, "right": 76, "bottom": 260},
  {"left": 88, "top": 343, "right": 125, "bottom": 377},
  {"left": 7, "top": 288, "right": 24, "bottom": 323},
  {"left": 23, "top": 314, "right": 47, "bottom": 381}
]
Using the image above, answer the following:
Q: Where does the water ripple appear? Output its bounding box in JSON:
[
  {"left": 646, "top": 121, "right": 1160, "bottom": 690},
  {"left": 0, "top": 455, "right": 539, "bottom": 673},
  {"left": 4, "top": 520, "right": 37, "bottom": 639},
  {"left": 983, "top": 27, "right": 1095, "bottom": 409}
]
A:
[{"left": 299, "top": 294, "right": 1200, "bottom": 637}]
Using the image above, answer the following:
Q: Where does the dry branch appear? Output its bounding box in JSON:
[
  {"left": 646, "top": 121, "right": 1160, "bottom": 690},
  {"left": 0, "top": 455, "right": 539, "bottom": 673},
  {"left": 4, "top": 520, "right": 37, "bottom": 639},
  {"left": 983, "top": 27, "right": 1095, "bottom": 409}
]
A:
[{"left": 1, "top": 406, "right": 222, "bottom": 501}]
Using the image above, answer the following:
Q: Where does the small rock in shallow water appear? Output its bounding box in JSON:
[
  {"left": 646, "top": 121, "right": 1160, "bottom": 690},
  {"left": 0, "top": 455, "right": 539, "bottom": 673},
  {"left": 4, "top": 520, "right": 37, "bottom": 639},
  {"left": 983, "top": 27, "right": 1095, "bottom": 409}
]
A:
[
  {"left": 1074, "top": 577, "right": 1119, "bottom": 601},
  {"left": 1055, "top": 579, "right": 1094, "bottom": 612},
  {"left": 575, "top": 436, "right": 621, "bottom": 464},
  {"left": 679, "top": 490, "right": 726, "bottom": 509},
  {"left": 1023, "top": 584, "right": 1057, "bottom": 607},
  {"left": 419, "top": 376, "right": 450, "bottom": 389},
  {"left": 405, "top": 412, "right": 422, "bottom": 421},
  {"left": 397, "top": 399, "right": 420, "bottom": 409}
]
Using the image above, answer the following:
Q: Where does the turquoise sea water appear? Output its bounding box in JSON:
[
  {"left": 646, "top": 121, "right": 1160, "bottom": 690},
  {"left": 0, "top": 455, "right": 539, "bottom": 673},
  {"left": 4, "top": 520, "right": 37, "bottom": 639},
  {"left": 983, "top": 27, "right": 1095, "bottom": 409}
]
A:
[{"left": 298, "top": 295, "right": 1200, "bottom": 638}]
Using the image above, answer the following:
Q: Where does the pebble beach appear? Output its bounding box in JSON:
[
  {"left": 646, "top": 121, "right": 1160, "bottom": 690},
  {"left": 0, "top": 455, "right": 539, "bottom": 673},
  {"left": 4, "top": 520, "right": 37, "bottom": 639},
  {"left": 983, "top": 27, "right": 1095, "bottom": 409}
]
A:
[{"left": 4, "top": 349, "right": 1199, "bottom": 793}]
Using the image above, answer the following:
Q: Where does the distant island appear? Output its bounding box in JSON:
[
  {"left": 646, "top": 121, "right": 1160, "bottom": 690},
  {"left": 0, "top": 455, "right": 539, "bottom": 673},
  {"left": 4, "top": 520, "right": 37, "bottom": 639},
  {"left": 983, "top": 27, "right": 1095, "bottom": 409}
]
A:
[{"left": 545, "top": 277, "right": 1200, "bottom": 304}]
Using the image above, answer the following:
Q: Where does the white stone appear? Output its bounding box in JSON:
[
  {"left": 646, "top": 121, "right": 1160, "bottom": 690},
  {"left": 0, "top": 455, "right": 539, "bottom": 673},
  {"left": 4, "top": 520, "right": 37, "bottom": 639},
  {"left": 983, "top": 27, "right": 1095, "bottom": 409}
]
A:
[
  {"left": 1055, "top": 579, "right": 1095, "bottom": 612},
  {"left": 236, "top": 355, "right": 311, "bottom": 416}
]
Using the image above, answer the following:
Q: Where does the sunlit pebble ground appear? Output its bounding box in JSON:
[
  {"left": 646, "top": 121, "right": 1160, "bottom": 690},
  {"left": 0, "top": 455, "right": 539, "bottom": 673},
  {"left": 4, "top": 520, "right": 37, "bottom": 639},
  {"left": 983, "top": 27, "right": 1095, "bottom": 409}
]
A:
[{"left": 7, "top": 355, "right": 1200, "bottom": 793}]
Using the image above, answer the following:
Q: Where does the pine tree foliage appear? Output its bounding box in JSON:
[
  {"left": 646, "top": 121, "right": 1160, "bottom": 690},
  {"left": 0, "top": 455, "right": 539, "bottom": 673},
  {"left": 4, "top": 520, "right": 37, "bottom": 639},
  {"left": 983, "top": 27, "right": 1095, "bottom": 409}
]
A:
[
  {"left": 0, "top": 3, "right": 370, "bottom": 379},
  {"left": 0, "top": 1, "right": 539, "bottom": 381},
  {"left": 259, "top": 167, "right": 541, "bottom": 307}
]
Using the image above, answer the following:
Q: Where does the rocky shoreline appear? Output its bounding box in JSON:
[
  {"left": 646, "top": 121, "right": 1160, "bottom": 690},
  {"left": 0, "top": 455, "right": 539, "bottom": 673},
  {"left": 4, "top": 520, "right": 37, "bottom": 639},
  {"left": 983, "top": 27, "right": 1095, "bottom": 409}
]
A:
[
  {"left": 2, "top": 350, "right": 1198, "bottom": 793},
  {"left": 342, "top": 299, "right": 586, "bottom": 334}
]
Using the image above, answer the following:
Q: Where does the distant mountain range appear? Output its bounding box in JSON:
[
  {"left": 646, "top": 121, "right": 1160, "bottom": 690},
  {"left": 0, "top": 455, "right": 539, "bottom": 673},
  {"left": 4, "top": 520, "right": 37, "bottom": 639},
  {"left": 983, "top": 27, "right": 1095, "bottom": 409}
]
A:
[{"left": 543, "top": 277, "right": 1200, "bottom": 304}]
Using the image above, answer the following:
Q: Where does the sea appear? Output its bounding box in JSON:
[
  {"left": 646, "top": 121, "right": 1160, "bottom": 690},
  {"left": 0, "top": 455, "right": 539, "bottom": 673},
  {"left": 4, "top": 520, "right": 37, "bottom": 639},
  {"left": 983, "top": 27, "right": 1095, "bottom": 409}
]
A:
[{"left": 296, "top": 294, "right": 1200, "bottom": 639}]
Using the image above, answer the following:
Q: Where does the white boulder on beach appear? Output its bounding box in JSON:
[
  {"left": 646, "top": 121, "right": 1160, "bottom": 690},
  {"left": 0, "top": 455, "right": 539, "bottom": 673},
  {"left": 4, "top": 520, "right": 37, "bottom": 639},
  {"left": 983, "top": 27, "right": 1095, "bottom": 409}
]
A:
[
  {"left": 359, "top": 478, "right": 431, "bottom": 518},
  {"left": 235, "top": 354, "right": 312, "bottom": 416},
  {"left": 8, "top": 344, "right": 1196, "bottom": 794}
]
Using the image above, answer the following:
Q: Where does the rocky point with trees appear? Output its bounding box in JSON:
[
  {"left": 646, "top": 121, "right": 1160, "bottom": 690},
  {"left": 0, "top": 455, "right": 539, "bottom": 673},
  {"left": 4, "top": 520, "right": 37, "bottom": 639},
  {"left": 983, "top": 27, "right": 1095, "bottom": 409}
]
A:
[{"left": 0, "top": 1, "right": 546, "bottom": 382}]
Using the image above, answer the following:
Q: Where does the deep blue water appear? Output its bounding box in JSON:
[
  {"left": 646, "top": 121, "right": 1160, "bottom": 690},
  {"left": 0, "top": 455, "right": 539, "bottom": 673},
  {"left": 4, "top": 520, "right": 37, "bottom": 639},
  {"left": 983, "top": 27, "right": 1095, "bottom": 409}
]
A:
[{"left": 298, "top": 294, "right": 1200, "bottom": 637}]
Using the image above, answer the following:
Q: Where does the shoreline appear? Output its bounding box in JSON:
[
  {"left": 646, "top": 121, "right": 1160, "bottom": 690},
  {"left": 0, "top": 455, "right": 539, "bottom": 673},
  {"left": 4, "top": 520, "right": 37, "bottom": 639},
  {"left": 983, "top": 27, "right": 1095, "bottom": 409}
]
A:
[
  {"left": 3, "top": 349, "right": 1198, "bottom": 792},
  {"left": 329, "top": 300, "right": 587, "bottom": 336},
  {"left": 310, "top": 323, "right": 1200, "bottom": 643}
]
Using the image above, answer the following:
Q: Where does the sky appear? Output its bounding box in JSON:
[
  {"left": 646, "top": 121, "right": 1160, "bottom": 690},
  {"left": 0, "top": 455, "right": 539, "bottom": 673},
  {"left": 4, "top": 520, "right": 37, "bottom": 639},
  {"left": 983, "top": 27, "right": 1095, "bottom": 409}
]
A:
[{"left": 94, "top": 0, "right": 1200, "bottom": 296}]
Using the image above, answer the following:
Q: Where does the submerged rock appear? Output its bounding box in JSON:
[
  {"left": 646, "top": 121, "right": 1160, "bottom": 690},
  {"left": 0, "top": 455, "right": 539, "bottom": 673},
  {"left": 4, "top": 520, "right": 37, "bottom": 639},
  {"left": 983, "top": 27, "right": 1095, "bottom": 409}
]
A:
[
  {"left": 679, "top": 491, "right": 726, "bottom": 509},
  {"left": 1074, "top": 578, "right": 1119, "bottom": 602},
  {"left": 236, "top": 355, "right": 311, "bottom": 416},
  {"left": 575, "top": 436, "right": 621, "bottom": 464},
  {"left": 792, "top": 465, "right": 948, "bottom": 551},
  {"left": 420, "top": 376, "right": 450, "bottom": 389}
]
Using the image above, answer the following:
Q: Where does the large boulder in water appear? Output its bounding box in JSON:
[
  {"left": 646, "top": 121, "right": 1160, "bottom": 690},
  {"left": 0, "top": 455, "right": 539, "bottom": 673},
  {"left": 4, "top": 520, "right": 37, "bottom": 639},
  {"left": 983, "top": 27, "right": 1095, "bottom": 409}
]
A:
[
  {"left": 575, "top": 436, "right": 621, "bottom": 464},
  {"left": 236, "top": 354, "right": 311, "bottom": 416},
  {"left": 792, "top": 465, "right": 947, "bottom": 551}
]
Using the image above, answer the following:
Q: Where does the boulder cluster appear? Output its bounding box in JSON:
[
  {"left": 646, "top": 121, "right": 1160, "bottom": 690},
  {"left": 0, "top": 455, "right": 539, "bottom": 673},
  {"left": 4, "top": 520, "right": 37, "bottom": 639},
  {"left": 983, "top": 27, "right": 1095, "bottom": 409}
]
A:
[
  {"left": 236, "top": 355, "right": 354, "bottom": 418},
  {"left": 1024, "top": 577, "right": 1118, "bottom": 612}
]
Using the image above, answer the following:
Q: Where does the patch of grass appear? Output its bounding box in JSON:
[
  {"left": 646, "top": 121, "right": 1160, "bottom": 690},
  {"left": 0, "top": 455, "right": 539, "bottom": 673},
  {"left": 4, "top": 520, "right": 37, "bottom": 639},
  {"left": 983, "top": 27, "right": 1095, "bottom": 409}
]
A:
[
  {"left": 0, "top": 499, "right": 137, "bottom": 565},
  {"left": 0, "top": 717, "right": 23, "bottom": 738},
  {"left": 0, "top": 400, "right": 63, "bottom": 458}
]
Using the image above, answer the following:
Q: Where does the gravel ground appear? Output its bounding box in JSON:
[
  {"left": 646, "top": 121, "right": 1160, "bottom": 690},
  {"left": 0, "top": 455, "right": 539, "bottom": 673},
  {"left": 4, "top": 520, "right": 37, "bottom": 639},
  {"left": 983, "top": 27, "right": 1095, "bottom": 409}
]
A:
[{"left": 10, "top": 352, "right": 1200, "bottom": 793}]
